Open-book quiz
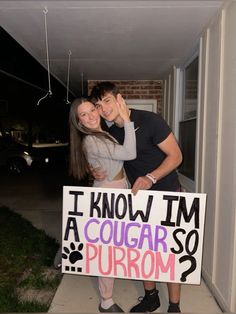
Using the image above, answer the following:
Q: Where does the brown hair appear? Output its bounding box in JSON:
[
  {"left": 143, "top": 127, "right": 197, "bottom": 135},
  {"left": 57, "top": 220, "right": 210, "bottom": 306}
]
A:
[
  {"left": 69, "top": 97, "right": 115, "bottom": 180},
  {"left": 89, "top": 81, "right": 119, "bottom": 103}
]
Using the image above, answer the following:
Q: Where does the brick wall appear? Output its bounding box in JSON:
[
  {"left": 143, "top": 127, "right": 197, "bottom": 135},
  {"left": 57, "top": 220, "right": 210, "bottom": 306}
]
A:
[{"left": 88, "top": 80, "right": 163, "bottom": 113}]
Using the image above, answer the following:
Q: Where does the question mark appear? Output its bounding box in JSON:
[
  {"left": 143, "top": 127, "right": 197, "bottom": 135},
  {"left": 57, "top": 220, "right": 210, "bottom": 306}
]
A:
[{"left": 179, "top": 255, "right": 196, "bottom": 282}]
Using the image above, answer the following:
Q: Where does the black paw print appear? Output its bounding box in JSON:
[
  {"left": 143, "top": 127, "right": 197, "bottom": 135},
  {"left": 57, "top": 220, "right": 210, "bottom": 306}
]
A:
[{"left": 62, "top": 242, "right": 84, "bottom": 264}]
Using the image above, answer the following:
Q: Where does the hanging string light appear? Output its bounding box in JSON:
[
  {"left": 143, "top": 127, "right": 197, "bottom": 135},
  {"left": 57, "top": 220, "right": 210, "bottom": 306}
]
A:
[
  {"left": 37, "top": 7, "right": 52, "bottom": 106},
  {"left": 66, "top": 50, "right": 72, "bottom": 104}
]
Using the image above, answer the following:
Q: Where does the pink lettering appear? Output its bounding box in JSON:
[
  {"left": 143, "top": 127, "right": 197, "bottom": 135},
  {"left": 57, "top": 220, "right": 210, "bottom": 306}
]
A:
[
  {"left": 98, "top": 245, "right": 113, "bottom": 275},
  {"left": 113, "top": 247, "right": 127, "bottom": 276},
  {"left": 155, "top": 252, "right": 175, "bottom": 280},
  {"left": 141, "top": 250, "right": 155, "bottom": 278},
  {"left": 84, "top": 244, "right": 175, "bottom": 281},
  {"left": 127, "top": 248, "right": 140, "bottom": 278},
  {"left": 85, "top": 243, "right": 98, "bottom": 273}
]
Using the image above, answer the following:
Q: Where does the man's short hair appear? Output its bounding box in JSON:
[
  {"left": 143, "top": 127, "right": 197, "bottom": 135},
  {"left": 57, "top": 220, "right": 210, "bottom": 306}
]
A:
[{"left": 89, "top": 81, "right": 120, "bottom": 103}]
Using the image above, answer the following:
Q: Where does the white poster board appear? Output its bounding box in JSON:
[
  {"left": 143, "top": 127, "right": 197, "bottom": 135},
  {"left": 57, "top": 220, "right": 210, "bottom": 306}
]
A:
[{"left": 62, "top": 186, "right": 206, "bottom": 284}]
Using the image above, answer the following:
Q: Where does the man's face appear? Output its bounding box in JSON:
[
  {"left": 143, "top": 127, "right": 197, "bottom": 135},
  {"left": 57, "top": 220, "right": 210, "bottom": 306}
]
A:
[{"left": 95, "top": 93, "right": 120, "bottom": 122}]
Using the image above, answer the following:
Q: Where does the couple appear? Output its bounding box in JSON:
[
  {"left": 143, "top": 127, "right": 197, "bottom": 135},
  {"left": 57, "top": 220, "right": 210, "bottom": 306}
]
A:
[{"left": 69, "top": 81, "right": 183, "bottom": 313}]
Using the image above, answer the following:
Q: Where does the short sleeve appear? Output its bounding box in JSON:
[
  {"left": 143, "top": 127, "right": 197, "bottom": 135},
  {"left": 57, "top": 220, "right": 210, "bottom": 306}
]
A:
[{"left": 150, "top": 113, "right": 172, "bottom": 144}]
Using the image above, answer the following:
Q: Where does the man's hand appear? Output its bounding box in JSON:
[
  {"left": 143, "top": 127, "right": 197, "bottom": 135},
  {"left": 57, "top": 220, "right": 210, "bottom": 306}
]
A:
[
  {"left": 90, "top": 166, "right": 107, "bottom": 181},
  {"left": 131, "top": 176, "right": 153, "bottom": 195}
]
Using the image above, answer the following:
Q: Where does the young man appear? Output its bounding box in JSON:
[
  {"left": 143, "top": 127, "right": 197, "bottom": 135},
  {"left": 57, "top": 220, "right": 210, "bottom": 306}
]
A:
[{"left": 90, "top": 81, "right": 183, "bottom": 313}]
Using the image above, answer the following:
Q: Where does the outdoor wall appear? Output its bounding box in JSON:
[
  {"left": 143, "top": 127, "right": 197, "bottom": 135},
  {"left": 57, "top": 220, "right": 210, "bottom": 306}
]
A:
[
  {"left": 88, "top": 80, "right": 163, "bottom": 113},
  {"left": 197, "top": 2, "right": 236, "bottom": 312},
  {"left": 213, "top": 2, "right": 236, "bottom": 311},
  {"left": 164, "top": 1, "right": 236, "bottom": 312},
  {"left": 199, "top": 9, "right": 221, "bottom": 294}
]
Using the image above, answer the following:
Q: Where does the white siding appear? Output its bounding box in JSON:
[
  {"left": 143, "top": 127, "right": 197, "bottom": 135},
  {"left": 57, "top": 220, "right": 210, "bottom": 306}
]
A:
[
  {"left": 200, "top": 11, "right": 221, "bottom": 290},
  {"left": 165, "top": 1, "right": 236, "bottom": 312},
  {"left": 214, "top": 2, "right": 236, "bottom": 310}
]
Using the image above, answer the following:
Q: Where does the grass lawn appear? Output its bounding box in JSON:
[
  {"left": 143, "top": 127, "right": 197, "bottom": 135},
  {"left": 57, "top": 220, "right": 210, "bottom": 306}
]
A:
[{"left": 0, "top": 206, "right": 62, "bottom": 312}]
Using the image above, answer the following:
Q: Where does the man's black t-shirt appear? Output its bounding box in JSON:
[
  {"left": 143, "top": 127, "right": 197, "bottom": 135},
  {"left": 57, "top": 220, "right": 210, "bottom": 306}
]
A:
[{"left": 109, "top": 109, "right": 180, "bottom": 191}]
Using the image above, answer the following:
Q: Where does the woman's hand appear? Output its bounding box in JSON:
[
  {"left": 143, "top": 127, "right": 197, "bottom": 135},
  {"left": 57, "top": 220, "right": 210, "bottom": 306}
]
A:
[{"left": 116, "top": 94, "right": 130, "bottom": 122}]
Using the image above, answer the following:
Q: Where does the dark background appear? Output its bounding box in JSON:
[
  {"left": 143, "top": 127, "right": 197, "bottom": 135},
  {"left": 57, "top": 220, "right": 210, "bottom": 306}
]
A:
[{"left": 0, "top": 26, "right": 75, "bottom": 144}]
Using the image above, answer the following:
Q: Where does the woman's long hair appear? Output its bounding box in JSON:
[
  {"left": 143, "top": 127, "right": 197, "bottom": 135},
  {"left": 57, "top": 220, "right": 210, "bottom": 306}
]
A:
[{"left": 69, "top": 97, "right": 115, "bottom": 181}]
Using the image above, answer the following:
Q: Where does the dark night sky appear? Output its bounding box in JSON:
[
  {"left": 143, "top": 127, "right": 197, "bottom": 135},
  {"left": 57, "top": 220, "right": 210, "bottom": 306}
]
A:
[{"left": 0, "top": 26, "right": 74, "bottom": 142}]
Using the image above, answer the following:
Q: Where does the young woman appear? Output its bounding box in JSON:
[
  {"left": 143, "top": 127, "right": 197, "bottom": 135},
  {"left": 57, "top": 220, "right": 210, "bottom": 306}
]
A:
[{"left": 69, "top": 97, "right": 136, "bottom": 313}]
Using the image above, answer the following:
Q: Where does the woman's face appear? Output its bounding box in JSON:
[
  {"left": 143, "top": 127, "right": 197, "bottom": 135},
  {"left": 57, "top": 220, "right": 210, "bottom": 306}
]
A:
[{"left": 77, "top": 101, "right": 101, "bottom": 130}]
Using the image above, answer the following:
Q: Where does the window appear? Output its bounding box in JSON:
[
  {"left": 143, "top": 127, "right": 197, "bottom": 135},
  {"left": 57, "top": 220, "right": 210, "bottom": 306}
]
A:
[
  {"left": 183, "top": 57, "right": 198, "bottom": 120},
  {"left": 178, "top": 56, "right": 198, "bottom": 181},
  {"left": 126, "top": 99, "right": 157, "bottom": 113},
  {"left": 179, "top": 118, "right": 196, "bottom": 180}
]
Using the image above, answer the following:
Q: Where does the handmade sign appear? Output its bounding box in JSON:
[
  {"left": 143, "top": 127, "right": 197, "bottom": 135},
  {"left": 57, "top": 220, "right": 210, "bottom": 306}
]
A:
[{"left": 62, "top": 186, "right": 206, "bottom": 284}]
